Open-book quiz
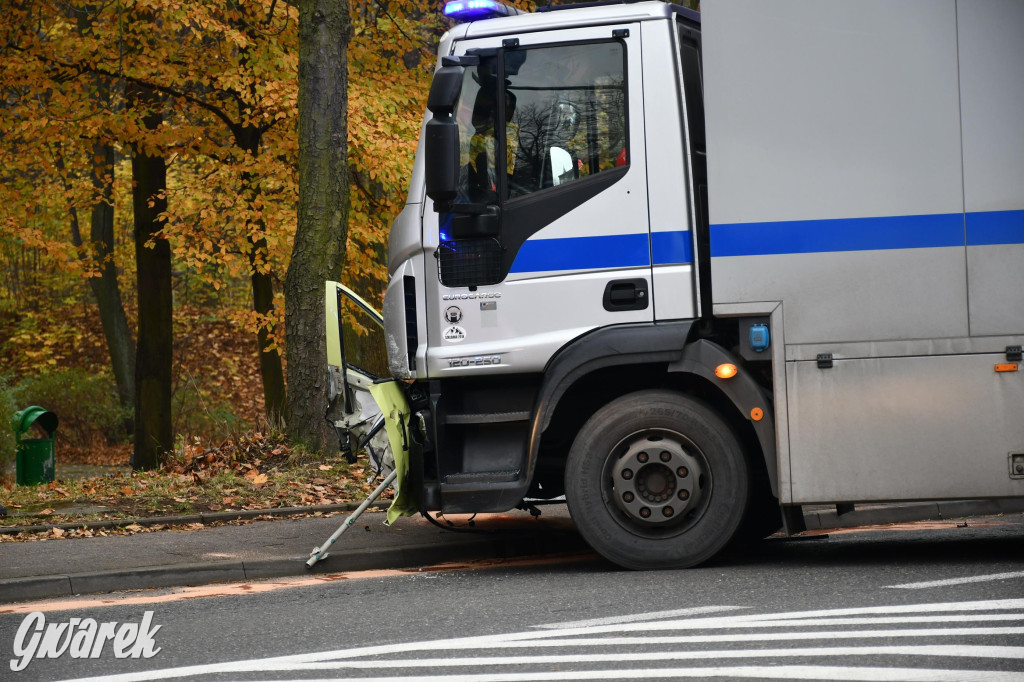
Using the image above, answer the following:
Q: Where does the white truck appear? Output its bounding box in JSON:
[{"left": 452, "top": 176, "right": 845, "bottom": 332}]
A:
[{"left": 327, "top": 0, "right": 1024, "bottom": 569}]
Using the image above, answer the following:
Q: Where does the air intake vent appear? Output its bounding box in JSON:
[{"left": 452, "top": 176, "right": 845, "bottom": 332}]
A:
[
  {"left": 435, "top": 238, "right": 503, "bottom": 288},
  {"left": 403, "top": 275, "right": 418, "bottom": 372}
]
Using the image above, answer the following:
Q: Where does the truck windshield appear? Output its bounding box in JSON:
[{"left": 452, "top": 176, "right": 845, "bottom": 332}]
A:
[{"left": 453, "top": 41, "right": 626, "bottom": 206}]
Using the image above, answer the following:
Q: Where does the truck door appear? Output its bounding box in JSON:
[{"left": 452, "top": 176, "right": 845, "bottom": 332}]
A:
[{"left": 423, "top": 24, "right": 652, "bottom": 377}]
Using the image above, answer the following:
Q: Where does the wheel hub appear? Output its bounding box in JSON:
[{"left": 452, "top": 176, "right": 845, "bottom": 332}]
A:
[{"left": 610, "top": 436, "right": 703, "bottom": 526}]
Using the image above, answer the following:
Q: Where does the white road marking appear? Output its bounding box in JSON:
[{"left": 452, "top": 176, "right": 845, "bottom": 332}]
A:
[
  {"left": 716, "top": 598, "right": 1024, "bottom": 623},
  {"left": 224, "top": 644, "right": 1024, "bottom": 669},
  {"left": 413, "top": 626, "right": 1024, "bottom": 648},
  {"left": 886, "top": 571, "right": 1024, "bottom": 590},
  {"left": 55, "top": 599, "right": 1024, "bottom": 682},
  {"left": 711, "top": 613, "right": 1024, "bottom": 627},
  {"left": 237, "top": 667, "right": 1021, "bottom": 682},
  {"left": 534, "top": 605, "right": 743, "bottom": 629}
]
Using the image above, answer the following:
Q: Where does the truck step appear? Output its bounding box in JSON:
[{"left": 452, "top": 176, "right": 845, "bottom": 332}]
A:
[
  {"left": 444, "top": 471, "right": 520, "bottom": 484},
  {"left": 444, "top": 411, "right": 530, "bottom": 425}
]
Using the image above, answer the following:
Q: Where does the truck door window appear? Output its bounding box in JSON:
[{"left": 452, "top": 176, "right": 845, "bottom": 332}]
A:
[
  {"left": 505, "top": 41, "right": 627, "bottom": 200},
  {"left": 339, "top": 291, "right": 390, "bottom": 379},
  {"left": 438, "top": 39, "right": 631, "bottom": 286}
]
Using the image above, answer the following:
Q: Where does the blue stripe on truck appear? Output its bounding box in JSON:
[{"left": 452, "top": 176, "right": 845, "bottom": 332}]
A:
[
  {"left": 966, "top": 209, "right": 1024, "bottom": 246},
  {"left": 710, "top": 210, "right": 1024, "bottom": 257},
  {"left": 506, "top": 210, "right": 1023, "bottom": 273},
  {"left": 509, "top": 230, "right": 693, "bottom": 274},
  {"left": 509, "top": 233, "right": 650, "bottom": 273},
  {"left": 652, "top": 230, "right": 694, "bottom": 265},
  {"left": 710, "top": 213, "right": 965, "bottom": 257}
]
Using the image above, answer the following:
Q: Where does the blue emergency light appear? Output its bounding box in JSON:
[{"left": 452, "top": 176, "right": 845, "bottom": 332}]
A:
[{"left": 444, "top": 0, "right": 515, "bottom": 22}]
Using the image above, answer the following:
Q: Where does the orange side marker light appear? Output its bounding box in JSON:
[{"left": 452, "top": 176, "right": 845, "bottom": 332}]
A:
[
  {"left": 715, "top": 363, "right": 738, "bottom": 379},
  {"left": 995, "top": 363, "right": 1019, "bottom": 373},
  {"left": 750, "top": 407, "right": 764, "bottom": 422}
]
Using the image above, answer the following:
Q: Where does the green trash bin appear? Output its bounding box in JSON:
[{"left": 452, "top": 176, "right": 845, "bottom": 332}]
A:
[{"left": 12, "top": 406, "right": 58, "bottom": 486}]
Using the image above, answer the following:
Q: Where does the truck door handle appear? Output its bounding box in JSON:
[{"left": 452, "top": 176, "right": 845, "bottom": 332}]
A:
[{"left": 603, "top": 279, "right": 649, "bottom": 312}]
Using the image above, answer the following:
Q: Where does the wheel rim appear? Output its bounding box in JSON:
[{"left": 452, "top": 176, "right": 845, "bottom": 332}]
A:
[{"left": 602, "top": 428, "right": 711, "bottom": 538}]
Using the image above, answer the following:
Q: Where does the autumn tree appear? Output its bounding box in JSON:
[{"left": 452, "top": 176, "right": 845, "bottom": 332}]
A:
[
  {"left": 70, "top": 9, "right": 137, "bottom": 429},
  {"left": 1, "top": 2, "right": 137, "bottom": 419},
  {"left": 130, "top": 85, "right": 173, "bottom": 470},
  {"left": 1, "top": 2, "right": 299, "bottom": 463},
  {"left": 284, "top": 1, "right": 458, "bottom": 452},
  {"left": 2, "top": 0, "right": 464, "bottom": 459},
  {"left": 285, "top": 0, "right": 352, "bottom": 452},
  {"left": 115, "top": 2, "right": 298, "bottom": 426}
]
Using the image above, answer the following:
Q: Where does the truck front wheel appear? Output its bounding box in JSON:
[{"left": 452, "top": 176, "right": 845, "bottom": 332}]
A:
[{"left": 565, "top": 390, "right": 749, "bottom": 569}]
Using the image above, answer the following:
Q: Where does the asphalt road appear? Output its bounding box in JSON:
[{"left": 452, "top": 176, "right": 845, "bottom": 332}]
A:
[{"left": 2, "top": 516, "right": 1022, "bottom": 681}]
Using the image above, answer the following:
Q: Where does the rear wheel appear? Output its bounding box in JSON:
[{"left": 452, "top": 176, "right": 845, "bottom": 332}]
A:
[{"left": 565, "top": 390, "right": 749, "bottom": 569}]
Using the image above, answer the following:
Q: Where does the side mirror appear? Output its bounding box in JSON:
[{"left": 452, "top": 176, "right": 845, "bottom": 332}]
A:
[
  {"left": 424, "top": 119, "right": 460, "bottom": 209},
  {"left": 424, "top": 56, "right": 479, "bottom": 211}
]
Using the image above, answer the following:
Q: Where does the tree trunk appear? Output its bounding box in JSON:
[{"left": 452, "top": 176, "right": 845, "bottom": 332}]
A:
[
  {"left": 251, "top": 245, "right": 287, "bottom": 425},
  {"left": 57, "top": 137, "right": 136, "bottom": 428},
  {"left": 131, "top": 105, "right": 173, "bottom": 470},
  {"left": 239, "top": 128, "right": 287, "bottom": 426},
  {"left": 286, "top": 0, "right": 351, "bottom": 452},
  {"left": 89, "top": 139, "right": 137, "bottom": 427},
  {"left": 67, "top": 6, "right": 137, "bottom": 432}
]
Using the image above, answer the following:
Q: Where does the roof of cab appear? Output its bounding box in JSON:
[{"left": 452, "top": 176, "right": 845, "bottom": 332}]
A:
[{"left": 446, "top": 1, "right": 692, "bottom": 42}]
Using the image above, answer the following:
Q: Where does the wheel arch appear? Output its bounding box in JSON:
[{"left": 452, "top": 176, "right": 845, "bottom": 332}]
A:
[
  {"left": 528, "top": 327, "right": 778, "bottom": 501},
  {"left": 526, "top": 322, "right": 694, "bottom": 488},
  {"left": 667, "top": 339, "right": 779, "bottom": 499}
]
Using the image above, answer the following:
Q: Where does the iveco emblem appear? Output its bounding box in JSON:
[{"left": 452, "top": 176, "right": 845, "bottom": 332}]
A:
[
  {"left": 444, "top": 306, "right": 463, "bottom": 324},
  {"left": 443, "top": 326, "right": 467, "bottom": 343}
]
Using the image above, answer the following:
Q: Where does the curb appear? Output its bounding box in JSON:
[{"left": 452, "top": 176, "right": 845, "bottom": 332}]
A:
[
  {"left": 0, "top": 502, "right": 391, "bottom": 536},
  {"left": 0, "top": 531, "right": 590, "bottom": 603},
  {"left": 3, "top": 501, "right": 1020, "bottom": 604}
]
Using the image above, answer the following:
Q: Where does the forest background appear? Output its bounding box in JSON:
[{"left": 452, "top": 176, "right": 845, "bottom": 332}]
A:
[{"left": 0, "top": 0, "right": 698, "bottom": 483}]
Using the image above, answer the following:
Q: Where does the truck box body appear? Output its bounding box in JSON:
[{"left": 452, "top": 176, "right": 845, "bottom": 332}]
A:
[{"left": 703, "top": 0, "right": 1024, "bottom": 503}]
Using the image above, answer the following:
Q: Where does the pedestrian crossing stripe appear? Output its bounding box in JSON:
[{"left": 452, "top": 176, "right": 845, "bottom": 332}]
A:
[{"left": 56, "top": 599, "right": 1024, "bottom": 682}]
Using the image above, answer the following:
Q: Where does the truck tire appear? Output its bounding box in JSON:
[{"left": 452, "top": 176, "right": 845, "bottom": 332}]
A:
[{"left": 565, "top": 389, "right": 749, "bottom": 569}]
